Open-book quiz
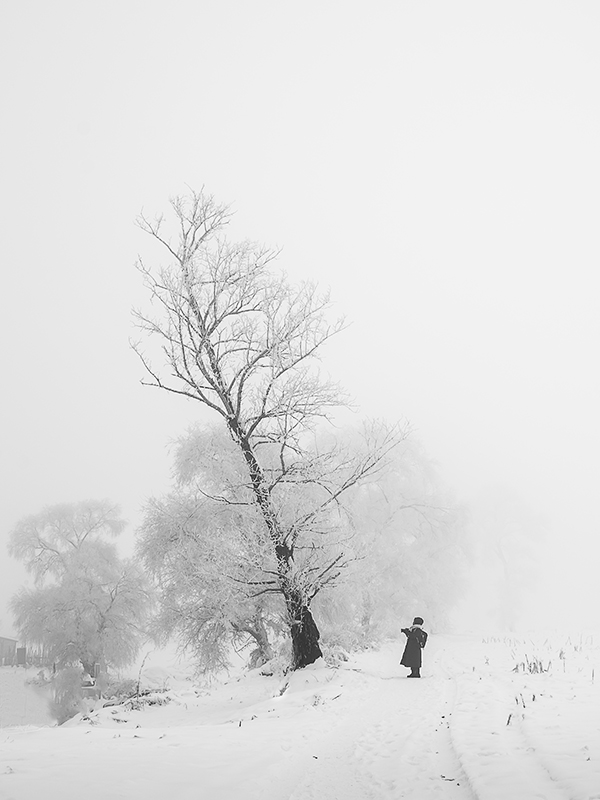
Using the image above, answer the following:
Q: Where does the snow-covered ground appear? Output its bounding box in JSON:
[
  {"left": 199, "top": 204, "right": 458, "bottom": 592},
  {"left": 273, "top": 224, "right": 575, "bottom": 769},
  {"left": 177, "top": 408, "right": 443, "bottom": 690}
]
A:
[{"left": 1, "top": 634, "right": 599, "bottom": 800}]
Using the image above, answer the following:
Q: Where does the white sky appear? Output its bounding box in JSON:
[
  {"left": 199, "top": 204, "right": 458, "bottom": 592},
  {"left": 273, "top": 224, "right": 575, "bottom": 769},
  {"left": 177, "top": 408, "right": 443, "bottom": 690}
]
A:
[{"left": 1, "top": 1, "right": 599, "bottom": 634}]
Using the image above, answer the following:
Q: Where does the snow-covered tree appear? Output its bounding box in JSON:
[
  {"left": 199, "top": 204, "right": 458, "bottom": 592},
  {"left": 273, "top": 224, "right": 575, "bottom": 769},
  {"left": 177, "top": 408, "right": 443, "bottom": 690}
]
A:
[
  {"left": 138, "top": 420, "right": 404, "bottom": 672},
  {"left": 314, "top": 437, "right": 469, "bottom": 646},
  {"left": 138, "top": 482, "right": 282, "bottom": 672},
  {"left": 9, "top": 500, "right": 125, "bottom": 581},
  {"left": 8, "top": 500, "right": 152, "bottom": 675},
  {"left": 133, "top": 190, "right": 403, "bottom": 669},
  {"left": 463, "top": 489, "right": 547, "bottom": 631}
]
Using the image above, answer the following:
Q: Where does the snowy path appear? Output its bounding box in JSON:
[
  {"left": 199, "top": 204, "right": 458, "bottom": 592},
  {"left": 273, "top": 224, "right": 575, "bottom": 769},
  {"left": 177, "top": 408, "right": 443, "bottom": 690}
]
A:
[
  {"left": 441, "top": 638, "right": 600, "bottom": 800},
  {"left": 285, "top": 681, "right": 473, "bottom": 799},
  {"left": 268, "top": 643, "right": 476, "bottom": 800},
  {"left": 261, "top": 639, "right": 586, "bottom": 800},
  {"left": 444, "top": 650, "right": 566, "bottom": 800}
]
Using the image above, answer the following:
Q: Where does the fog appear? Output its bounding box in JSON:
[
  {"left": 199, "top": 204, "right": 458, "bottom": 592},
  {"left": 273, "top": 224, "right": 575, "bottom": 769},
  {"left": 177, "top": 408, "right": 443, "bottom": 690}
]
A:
[{"left": 1, "top": 1, "right": 599, "bottom": 637}]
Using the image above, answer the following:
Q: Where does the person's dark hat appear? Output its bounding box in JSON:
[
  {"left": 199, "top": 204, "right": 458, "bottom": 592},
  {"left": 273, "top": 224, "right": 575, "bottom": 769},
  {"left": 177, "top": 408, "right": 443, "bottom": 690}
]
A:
[{"left": 413, "top": 616, "right": 424, "bottom": 625}]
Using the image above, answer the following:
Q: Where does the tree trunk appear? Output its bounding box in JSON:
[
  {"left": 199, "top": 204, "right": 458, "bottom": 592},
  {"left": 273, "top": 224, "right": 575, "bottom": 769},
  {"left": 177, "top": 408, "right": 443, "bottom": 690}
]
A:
[
  {"left": 228, "top": 418, "right": 324, "bottom": 670},
  {"left": 234, "top": 614, "right": 274, "bottom": 668},
  {"left": 287, "top": 592, "right": 323, "bottom": 669},
  {"left": 250, "top": 614, "right": 274, "bottom": 666},
  {"left": 81, "top": 659, "right": 95, "bottom": 677},
  {"left": 247, "top": 635, "right": 274, "bottom": 669}
]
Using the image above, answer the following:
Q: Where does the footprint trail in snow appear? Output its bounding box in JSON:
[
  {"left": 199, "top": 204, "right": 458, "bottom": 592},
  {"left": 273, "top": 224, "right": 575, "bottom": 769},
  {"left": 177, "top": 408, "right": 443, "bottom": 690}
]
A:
[{"left": 286, "top": 645, "right": 475, "bottom": 800}]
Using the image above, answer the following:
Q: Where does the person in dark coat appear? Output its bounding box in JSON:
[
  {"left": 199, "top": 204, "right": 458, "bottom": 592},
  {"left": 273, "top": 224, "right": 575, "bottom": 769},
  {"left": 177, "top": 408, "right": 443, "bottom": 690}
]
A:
[{"left": 400, "top": 616, "right": 428, "bottom": 677}]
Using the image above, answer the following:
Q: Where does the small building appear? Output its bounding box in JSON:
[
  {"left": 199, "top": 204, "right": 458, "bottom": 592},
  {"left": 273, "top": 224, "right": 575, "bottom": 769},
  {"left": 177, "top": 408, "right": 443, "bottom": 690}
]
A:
[{"left": 0, "top": 636, "right": 18, "bottom": 666}]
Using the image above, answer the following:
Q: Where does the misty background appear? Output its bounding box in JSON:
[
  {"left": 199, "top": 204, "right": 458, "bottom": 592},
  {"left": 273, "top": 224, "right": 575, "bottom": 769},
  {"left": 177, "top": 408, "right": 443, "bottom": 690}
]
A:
[{"left": 1, "top": 1, "right": 599, "bottom": 636}]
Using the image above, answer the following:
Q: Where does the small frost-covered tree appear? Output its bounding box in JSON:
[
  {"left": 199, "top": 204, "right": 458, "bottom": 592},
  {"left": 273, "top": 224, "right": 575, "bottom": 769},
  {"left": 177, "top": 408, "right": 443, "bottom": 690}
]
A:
[
  {"left": 314, "top": 437, "right": 468, "bottom": 645},
  {"left": 138, "top": 431, "right": 282, "bottom": 671},
  {"left": 8, "top": 500, "right": 152, "bottom": 676},
  {"left": 133, "top": 190, "right": 402, "bottom": 669}
]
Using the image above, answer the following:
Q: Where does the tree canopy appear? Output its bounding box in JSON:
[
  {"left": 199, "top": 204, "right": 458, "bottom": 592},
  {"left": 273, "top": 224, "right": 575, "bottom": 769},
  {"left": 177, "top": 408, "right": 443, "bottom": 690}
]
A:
[{"left": 9, "top": 500, "right": 152, "bottom": 675}]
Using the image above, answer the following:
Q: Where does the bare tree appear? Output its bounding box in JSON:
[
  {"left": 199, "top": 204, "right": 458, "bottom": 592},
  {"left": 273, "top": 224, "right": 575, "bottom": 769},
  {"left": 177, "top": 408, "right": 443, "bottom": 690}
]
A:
[{"left": 133, "top": 190, "right": 402, "bottom": 669}]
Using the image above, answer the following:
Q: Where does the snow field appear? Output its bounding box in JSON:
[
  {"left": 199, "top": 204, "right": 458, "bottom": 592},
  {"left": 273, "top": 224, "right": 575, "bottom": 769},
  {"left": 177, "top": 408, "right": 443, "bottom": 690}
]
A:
[
  {"left": 515, "top": 675, "right": 600, "bottom": 800},
  {"left": 445, "top": 635, "right": 600, "bottom": 800},
  {"left": 450, "top": 666, "right": 565, "bottom": 799},
  {"left": 0, "top": 641, "right": 474, "bottom": 800},
  {"left": 2, "top": 635, "right": 600, "bottom": 800}
]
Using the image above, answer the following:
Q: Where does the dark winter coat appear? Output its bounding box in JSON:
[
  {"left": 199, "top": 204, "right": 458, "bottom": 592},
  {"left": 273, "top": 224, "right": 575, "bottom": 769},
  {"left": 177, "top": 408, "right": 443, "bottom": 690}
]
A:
[{"left": 400, "top": 626, "right": 428, "bottom": 669}]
